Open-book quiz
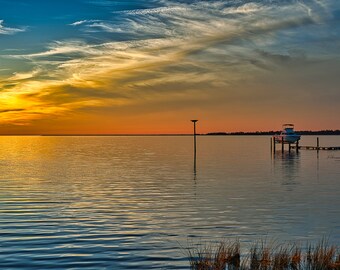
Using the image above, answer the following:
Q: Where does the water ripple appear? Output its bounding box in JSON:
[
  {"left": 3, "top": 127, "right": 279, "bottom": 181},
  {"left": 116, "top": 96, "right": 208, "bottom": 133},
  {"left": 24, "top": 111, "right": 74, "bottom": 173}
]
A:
[{"left": 0, "top": 136, "right": 339, "bottom": 269}]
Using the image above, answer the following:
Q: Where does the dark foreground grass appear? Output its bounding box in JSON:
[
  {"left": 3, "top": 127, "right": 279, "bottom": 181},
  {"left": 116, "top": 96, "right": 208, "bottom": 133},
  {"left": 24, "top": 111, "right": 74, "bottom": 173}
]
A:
[{"left": 186, "top": 239, "right": 340, "bottom": 270}]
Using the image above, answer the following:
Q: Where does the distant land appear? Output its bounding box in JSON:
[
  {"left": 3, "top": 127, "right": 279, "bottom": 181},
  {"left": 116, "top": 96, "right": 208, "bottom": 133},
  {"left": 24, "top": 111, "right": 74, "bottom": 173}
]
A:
[
  {"left": 1, "top": 130, "right": 340, "bottom": 136},
  {"left": 206, "top": 130, "right": 340, "bottom": 136}
]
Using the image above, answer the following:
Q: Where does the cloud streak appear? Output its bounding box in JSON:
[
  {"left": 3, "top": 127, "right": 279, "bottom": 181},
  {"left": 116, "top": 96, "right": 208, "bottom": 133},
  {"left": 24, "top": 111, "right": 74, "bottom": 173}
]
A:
[
  {"left": 0, "top": 20, "right": 25, "bottom": 35},
  {"left": 0, "top": 108, "right": 25, "bottom": 113},
  {"left": 1, "top": 0, "right": 340, "bottom": 131}
]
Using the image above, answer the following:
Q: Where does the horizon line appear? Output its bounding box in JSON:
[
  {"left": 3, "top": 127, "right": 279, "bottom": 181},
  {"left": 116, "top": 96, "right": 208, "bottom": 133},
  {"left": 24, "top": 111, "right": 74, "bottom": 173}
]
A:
[{"left": 1, "top": 129, "right": 340, "bottom": 137}]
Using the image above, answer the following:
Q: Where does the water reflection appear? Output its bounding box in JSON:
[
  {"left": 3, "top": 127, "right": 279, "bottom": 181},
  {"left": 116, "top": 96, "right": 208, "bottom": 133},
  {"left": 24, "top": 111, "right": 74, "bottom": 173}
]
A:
[
  {"left": 1, "top": 136, "right": 339, "bottom": 269},
  {"left": 272, "top": 150, "right": 301, "bottom": 190},
  {"left": 192, "top": 143, "right": 197, "bottom": 197},
  {"left": 193, "top": 149, "right": 197, "bottom": 180}
]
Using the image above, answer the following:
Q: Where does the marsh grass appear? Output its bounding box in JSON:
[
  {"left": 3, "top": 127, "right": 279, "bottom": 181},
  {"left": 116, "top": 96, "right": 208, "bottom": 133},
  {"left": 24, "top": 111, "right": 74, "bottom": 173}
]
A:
[
  {"left": 186, "top": 239, "right": 339, "bottom": 270},
  {"left": 186, "top": 240, "right": 241, "bottom": 270},
  {"left": 305, "top": 240, "right": 339, "bottom": 270}
]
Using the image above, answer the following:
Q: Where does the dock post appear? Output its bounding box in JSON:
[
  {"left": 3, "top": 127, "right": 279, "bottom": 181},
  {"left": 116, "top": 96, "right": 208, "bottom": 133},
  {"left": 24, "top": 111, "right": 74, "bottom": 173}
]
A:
[
  {"left": 281, "top": 138, "right": 284, "bottom": 152},
  {"left": 296, "top": 140, "right": 299, "bottom": 153},
  {"left": 273, "top": 137, "right": 276, "bottom": 152},
  {"left": 270, "top": 137, "right": 273, "bottom": 152},
  {"left": 289, "top": 143, "right": 291, "bottom": 153},
  {"left": 191, "top": 120, "right": 198, "bottom": 175},
  {"left": 317, "top": 137, "right": 319, "bottom": 150}
]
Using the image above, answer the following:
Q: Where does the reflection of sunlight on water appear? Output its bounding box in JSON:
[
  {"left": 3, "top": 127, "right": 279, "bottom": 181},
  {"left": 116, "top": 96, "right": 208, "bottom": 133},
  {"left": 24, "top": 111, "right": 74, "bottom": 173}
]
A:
[
  {"left": 0, "top": 135, "right": 339, "bottom": 269},
  {"left": 272, "top": 150, "right": 300, "bottom": 190}
]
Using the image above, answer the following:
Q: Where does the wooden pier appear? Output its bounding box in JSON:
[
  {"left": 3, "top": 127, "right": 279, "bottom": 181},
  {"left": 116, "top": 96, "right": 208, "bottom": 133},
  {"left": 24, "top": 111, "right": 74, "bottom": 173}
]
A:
[
  {"left": 271, "top": 137, "right": 299, "bottom": 153},
  {"left": 271, "top": 136, "right": 340, "bottom": 152},
  {"left": 291, "top": 145, "right": 340, "bottom": 151}
]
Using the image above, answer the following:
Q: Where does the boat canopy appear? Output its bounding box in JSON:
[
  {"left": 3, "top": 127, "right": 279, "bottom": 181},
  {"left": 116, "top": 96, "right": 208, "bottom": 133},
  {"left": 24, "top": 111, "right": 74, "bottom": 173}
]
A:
[{"left": 282, "top": 124, "right": 294, "bottom": 128}]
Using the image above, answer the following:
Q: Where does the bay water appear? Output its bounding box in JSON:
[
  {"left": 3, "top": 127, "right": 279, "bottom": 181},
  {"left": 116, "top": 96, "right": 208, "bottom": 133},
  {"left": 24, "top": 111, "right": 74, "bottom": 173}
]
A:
[{"left": 0, "top": 136, "right": 339, "bottom": 269}]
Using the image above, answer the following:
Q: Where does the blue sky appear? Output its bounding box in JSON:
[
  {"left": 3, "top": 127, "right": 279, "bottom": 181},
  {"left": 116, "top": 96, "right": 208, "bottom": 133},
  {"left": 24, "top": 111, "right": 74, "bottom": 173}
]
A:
[{"left": 1, "top": 0, "right": 340, "bottom": 133}]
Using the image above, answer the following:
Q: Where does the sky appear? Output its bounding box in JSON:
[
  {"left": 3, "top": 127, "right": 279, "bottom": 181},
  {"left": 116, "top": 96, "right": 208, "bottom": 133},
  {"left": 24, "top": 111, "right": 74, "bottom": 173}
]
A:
[{"left": 0, "top": 0, "right": 340, "bottom": 134}]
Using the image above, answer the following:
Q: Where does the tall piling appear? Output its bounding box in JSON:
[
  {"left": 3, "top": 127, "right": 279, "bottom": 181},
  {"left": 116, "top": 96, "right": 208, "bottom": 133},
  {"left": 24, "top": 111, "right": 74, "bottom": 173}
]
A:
[{"left": 191, "top": 120, "right": 198, "bottom": 174}]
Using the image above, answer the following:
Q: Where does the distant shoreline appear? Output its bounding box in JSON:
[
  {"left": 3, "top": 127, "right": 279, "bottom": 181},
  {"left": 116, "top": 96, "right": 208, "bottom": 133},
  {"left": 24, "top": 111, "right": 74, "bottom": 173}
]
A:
[
  {"left": 206, "top": 130, "right": 340, "bottom": 136},
  {"left": 1, "top": 130, "right": 340, "bottom": 136}
]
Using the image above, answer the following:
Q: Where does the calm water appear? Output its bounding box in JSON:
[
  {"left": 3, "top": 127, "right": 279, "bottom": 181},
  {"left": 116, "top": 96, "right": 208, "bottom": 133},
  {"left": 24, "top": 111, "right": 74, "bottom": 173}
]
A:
[{"left": 0, "top": 136, "right": 339, "bottom": 269}]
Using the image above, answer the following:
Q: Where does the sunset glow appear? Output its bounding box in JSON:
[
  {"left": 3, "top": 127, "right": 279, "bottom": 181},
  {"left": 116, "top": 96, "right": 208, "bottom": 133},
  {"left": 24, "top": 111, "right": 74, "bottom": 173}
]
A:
[{"left": 1, "top": 0, "right": 339, "bottom": 134}]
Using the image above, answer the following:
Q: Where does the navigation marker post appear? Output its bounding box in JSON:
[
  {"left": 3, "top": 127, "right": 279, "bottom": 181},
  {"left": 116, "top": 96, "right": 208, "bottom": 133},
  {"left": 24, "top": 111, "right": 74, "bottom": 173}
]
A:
[{"left": 191, "top": 120, "right": 198, "bottom": 175}]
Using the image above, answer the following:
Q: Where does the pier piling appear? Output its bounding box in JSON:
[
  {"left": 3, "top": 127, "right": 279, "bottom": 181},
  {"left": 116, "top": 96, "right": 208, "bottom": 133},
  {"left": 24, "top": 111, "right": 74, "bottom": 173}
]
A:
[
  {"left": 271, "top": 135, "right": 300, "bottom": 153},
  {"left": 191, "top": 120, "right": 198, "bottom": 175}
]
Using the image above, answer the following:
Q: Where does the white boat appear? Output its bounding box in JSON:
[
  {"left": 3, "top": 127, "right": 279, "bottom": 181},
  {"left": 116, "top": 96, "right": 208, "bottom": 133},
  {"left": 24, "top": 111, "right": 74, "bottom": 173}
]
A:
[{"left": 274, "top": 124, "right": 301, "bottom": 143}]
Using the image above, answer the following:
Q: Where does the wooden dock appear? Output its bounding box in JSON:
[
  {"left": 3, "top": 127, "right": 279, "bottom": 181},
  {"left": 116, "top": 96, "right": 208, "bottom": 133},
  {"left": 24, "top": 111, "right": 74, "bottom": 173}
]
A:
[
  {"left": 291, "top": 145, "right": 340, "bottom": 151},
  {"left": 271, "top": 136, "right": 340, "bottom": 152}
]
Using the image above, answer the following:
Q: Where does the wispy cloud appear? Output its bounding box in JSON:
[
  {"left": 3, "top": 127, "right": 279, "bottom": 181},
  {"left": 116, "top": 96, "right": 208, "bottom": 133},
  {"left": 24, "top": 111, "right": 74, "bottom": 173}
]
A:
[
  {"left": 7, "top": 40, "right": 102, "bottom": 59},
  {"left": 1, "top": 0, "right": 339, "bottom": 130},
  {"left": 215, "top": 2, "right": 265, "bottom": 15},
  {"left": 0, "top": 20, "right": 25, "bottom": 35},
  {"left": 114, "top": 6, "right": 187, "bottom": 16},
  {"left": 69, "top": 20, "right": 100, "bottom": 26},
  {"left": 5, "top": 69, "right": 41, "bottom": 82},
  {"left": 0, "top": 108, "right": 25, "bottom": 113}
]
